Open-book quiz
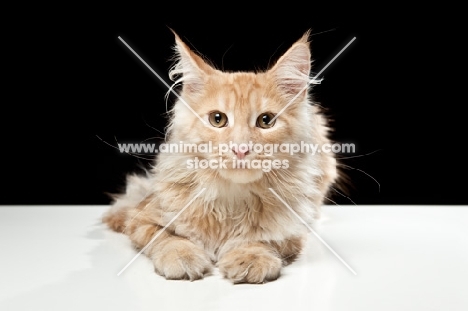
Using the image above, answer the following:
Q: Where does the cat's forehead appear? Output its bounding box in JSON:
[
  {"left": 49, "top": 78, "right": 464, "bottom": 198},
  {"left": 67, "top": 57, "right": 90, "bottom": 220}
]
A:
[
  {"left": 214, "top": 73, "right": 265, "bottom": 112},
  {"left": 207, "top": 72, "right": 269, "bottom": 106},
  {"left": 223, "top": 72, "right": 261, "bottom": 84},
  {"left": 211, "top": 72, "right": 263, "bottom": 89}
]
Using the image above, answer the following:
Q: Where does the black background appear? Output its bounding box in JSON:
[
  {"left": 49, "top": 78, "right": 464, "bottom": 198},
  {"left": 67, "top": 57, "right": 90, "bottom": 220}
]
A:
[{"left": 2, "top": 4, "right": 464, "bottom": 205}]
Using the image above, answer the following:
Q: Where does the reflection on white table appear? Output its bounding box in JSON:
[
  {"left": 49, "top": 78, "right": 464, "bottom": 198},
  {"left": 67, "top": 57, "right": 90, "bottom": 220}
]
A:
[{"left": 0, "top": 205, "right": 467, "bottom": 311}]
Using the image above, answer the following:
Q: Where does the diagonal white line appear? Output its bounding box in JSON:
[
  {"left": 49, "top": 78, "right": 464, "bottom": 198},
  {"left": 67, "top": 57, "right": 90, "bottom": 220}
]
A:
[
  {"left": 117, "top": 188, "right": 206, "bottom": 276},
  {"left": 268, "top": 188, "right": 357, "bottom": 275},
  {"left": 117, "top": 36, "right": 209, "bottom": 126},
  {"left": 269, "top": 37, "right": 356, "bottom": 124},
  {"left": 309, "top": 36, "right": 356, "bottom": 84}
]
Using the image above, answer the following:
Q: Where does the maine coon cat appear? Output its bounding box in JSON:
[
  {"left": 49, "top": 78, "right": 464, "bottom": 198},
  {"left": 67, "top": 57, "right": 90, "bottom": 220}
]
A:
[{"left": 103, "top": 30, "right": 337, "bottom": 283}]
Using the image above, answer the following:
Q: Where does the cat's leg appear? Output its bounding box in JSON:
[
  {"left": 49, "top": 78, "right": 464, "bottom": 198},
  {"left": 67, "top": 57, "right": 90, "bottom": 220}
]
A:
[
  {"left": 105, "top": 196, "right": 212, "bottom": 280},
  {"left": 146, "top": 233, "right": 213, "bottom": 281},
  {"left": 269, "top": 235, "right": 305, "bottom": 265},
  {"left": 102, "top": 173, "right": 153, "bottom": 232},
  {"left": 218, "top": 242, "right": 282, "bottom": 284}
]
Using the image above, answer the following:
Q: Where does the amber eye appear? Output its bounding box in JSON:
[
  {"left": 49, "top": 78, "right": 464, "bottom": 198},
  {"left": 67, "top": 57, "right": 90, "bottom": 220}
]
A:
[
  {"left": 208, "top": 111, "right": 228, "bottom": 128},
  {"left": 256, "top": 112, "right": 276, "bottom": 129}
]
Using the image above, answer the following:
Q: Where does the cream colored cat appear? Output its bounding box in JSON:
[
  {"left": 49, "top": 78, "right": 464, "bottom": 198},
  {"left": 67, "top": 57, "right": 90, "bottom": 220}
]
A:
[{"left": 103, "top": 30, "right": 337, "bottom": 283}]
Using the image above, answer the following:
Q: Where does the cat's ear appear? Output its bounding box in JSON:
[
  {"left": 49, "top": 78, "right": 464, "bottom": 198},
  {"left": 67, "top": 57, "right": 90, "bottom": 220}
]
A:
[
  {"left": 268, "top": 31, "right": 311, "bottom": 98},
  {"left": 169, "top": 30, "right": 215, "bottom": 94}
]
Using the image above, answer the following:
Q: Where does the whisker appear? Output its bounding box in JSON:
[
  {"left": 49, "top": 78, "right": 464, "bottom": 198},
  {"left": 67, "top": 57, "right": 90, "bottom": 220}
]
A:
[
  {"left": 339, "top": 163, "right": 380, "bottom": 192},
  {"left": 336, "top": 149, "right": 382, "bottom": 160},
  {"left": 143, "top": 119, "right": 166, "bottom": 136},
  {"left": 114, "top": 135, "right": 157, "bottom": 160},
  {"left": 324, "top": 196, "right": 342, "bottom": 207},
  {"left": 330, "top": 186, "right": 357, "bottom": 205},
  {"left": 95, "top": 135, "right": 154, "bottom": 161},
  {"left": 221, "top": 43, "right": 234, "bottom": 71},
  {"left": 139, "top": 136, "right": 165, "bottom": 143},
  {"left": 309, "top": 28, "right": 337, "bottom": 37}
]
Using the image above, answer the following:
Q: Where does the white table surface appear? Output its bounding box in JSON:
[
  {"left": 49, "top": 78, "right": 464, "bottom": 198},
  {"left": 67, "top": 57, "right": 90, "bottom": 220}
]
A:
[{"left": 0, "top": 205, "right": 467, "bottom": 311}]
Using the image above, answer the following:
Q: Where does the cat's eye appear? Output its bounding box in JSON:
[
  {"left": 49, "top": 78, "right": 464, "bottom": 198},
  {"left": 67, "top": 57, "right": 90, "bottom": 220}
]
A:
[
  {"left": 256, "top": 112, "right": 276, "bottom": 129},
  {"left": 208, "top": 111, "right": 228, "bottom": 128}
]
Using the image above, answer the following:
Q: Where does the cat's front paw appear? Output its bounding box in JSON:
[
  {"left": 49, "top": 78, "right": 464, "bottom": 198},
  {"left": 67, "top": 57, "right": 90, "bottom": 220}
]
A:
[
  {"left": 218, "top": 246, "right": 282, "bottom": 284},
  {"left": 152, "top": 239, "right": 212, "bottom": 281}
]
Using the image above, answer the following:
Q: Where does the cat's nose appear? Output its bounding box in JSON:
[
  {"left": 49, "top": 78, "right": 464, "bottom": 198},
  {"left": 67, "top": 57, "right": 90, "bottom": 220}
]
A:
[{"left": 232, "top": 147, "right": 250, "bottom": 160}]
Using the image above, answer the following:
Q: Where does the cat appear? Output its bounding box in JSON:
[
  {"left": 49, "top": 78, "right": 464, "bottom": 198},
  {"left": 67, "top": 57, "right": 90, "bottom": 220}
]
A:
[{"left": 103, "top": 30, "right": 338, "bottom": 283}]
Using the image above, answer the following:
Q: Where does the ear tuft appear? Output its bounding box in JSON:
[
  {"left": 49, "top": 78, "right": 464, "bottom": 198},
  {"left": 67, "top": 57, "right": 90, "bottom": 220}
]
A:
[
  {"left": 168, "top": 31, "right": 215, "bottom": 94},
  {"left": 269, "top": 31, "right": 312, "bottom": 97}
]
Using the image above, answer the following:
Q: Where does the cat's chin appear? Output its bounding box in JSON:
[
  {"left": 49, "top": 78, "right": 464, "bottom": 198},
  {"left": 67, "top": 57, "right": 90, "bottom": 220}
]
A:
[{"left": 218, "top": 169, "right": 263, "bottom": 184}]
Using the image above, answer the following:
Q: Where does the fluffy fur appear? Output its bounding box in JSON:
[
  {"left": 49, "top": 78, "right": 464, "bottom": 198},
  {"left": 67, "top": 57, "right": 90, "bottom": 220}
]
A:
[{"left": 103, "top": 31, "right": 337, "bottom": 283}]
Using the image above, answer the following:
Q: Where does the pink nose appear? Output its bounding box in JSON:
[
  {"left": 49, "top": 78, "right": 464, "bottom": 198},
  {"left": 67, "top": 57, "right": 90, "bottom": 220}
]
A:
[{"left": 232, "top": 147, "right": 250, "bottom": 159}]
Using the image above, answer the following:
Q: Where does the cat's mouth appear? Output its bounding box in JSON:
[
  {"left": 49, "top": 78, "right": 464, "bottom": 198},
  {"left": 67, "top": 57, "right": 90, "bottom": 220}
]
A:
[
  {"left": 215, "top": 156, "right": 265, "bottom": 183},
  {"left": 197, "top": 152, "right": 282, "bottom": 183},
  {"left": 218, "top": 167, "right": 264, "bottom": 184}
]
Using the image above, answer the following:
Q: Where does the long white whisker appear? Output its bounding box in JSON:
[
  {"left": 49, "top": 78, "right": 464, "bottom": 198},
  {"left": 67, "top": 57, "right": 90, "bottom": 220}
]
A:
[
  {"left": 330, "top": 186, "right": 357, "bottom": 206},
  {"left": 95, "top": 135, "right": 154, "bottom": 161},
  {"left": 340, "top": 163, "right": 380, "bottom": 192},
  {"left": 143, "top": 120, "right": 166, "bottom": 136},
  {"left": 324, "top": 196, "right": 341, "bottom": 207},
  {"left": 336, "top": 149, "right": 382, "bottom": 160}
]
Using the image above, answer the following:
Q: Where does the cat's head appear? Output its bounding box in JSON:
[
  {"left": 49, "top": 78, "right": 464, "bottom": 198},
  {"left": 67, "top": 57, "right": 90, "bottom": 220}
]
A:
[{"left": 166, "top": 31, "right": 322, "bottom": 184}]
